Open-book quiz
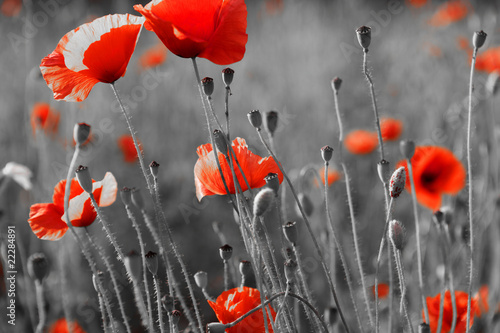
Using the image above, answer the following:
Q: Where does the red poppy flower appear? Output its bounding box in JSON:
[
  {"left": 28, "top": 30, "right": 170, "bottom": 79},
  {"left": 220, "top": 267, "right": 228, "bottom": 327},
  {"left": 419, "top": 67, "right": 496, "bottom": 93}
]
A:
[
  {"left": 134, "top": 0, "right": 248, "bottom": 65},
  {"left": 344, "top": 130, "right": 378, "bottom": 155},
  {"left": 427, "top": 1, "right": 470, "bottom": 27},
  {"left": 1, "top": 0, "right": 21, "bottom": 17},
  {"left": 407, "top": 0, "right": 428, "bottom": 8},
  {"left": 371, "top": 283, "right": 390, "bottom": 299},
  {"left": 49, "top": 318, "right": 87, "bottom": 333},
  {"left": 208, "top": 286, "right": 276, "bottom": 333},
  {"left": 475, "top": 47, "right": 500, "bottom": 73},
  {"left": 194, "top": 137, "right": 283, "bottom": 201},
  {"left": 317, "top": 166, "right": 341, "bottom": 187},
  {"left": 265, "top": 0, "right": 284, "bottom": 16},
  {"left": 118, "top": 135, "right": 141, "bottom": 163},
  {"left": 380, "top": 117, "right": 403, "bottom": 141},
  {"left": 456, "top": 36, "right": 470, "bottom": 51},
  {"left": 40, "top": 14, "right": 145, "bottom": 102},
  {"left": 30, "top": 102, "right": 60, "bottom": 136},
  {"left": 425, "top": 290, "right": 478, "bottom": 333},
  {"left": 474, "top": 285, "right": 489, "bottom": 317},
  {"left": 139, "top": 43, "right": 168, "bottom": 70},
  {"left": 396, "top": 146, "right": 465, "bottom": 211},
  {"left": 28, "top": 172, "right": 117, "bottom": 241}
]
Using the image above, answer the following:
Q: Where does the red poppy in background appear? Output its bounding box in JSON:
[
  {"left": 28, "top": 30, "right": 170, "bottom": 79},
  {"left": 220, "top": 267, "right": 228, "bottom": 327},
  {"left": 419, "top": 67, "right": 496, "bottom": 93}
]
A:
[
  {"left": 397, "top": 146, "right": 465, "bottom": 211},
  {"left": 474, "top": 285, "right": 489, "bottom": 317},
  {"left": 344, "top": 130, "right": 378, "bottom": 155},
  {"left": 134, "top": 0, "right": 248, "bottom": 65},
  {"left": 1, "top": 0, "right": 21, "bottom": 17},
  {"left": 475, "top": 47, "right": 500, "bottom": 73},
  {"left": 427, "top": 1, "right": 469, "bottom": 27},
  {"left": 28, "top": 172, "right": 117, "bottom": 241},
  {"left": 194, "top": 137, "right": 283, "bottom": 201},
  {"left": 30, "top": 102, "right": 60, "bottom": 136},
  {"left": 425, "top": 290, "right": 477, "bottom": 333},
  {"left": 40, "top": 14, "right": 145, "bottom": 102},
  {"left": 208, "top": 286, "right": 276, "bottom": 333},
  {"left": 456, "top": 35, "right": 470, "bottom": 51},
  {"left": 407, "top": 0, "right": 428, "bottom": 8},
  {"left": 380, "top": 117, "right": 403, "bottom": 141},
  {"left": 118, "top": 135, "right": 141, "bottom": 163},
  {"left": 371, "top": 283, "right": 390, "bottom": 299},
  {"left": 49, "top": 318, "right": 87, "bottom": 333},
  {"left": 139, "top": 43, "right": 168, "bottom": 70},
  {"left": 318, "top": 166, "right": 341, "bottom": 187},
  {"left": 265, "top": 0, "right": 284, "bottom": 16}
]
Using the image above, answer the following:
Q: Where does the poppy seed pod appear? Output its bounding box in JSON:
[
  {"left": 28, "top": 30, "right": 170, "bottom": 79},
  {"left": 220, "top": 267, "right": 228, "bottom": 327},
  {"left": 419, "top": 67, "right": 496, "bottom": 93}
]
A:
[
  {"left": 297, "top": 192, "right": 314, "bottom": 217},
  {"left": 331, "top": 77, "right": 342, "bottom": 92},
  {"left": 171, "top": 310, "right": 181, "bottom": 325},
  {"left": 418, "top": 323, "right": 431, "bottom": 333},
  {"left": 399, "top": 140, "right": 416, "bottom": 160},
  {"left": 213, "top": 129, "right": 228, "bottom": 156},
  {"left": 247, "top": 110, "right": 262, "bottom": 130},
  {"left": 222, "top": 68, "right": 234, "bottom": 87},
  {"left": 473, "top": 30, "right": 487, "bottom": 49},
  {"left": 92, "top": 270, "right": 104, "bottom": 293},
  {"left": 264, "top": 172, "right": 280, "bottom": 194},
  {"left": 239, "top": 260, "right": 252, "bottom": 279},
  {"left": 194, "top": 271, "right": 208, "bottom": 289},
  {"left": 219, "top": 244, "right": 233, "bottom": 261},
  {"left": 145, "top": 251, "right": 158, "bottom": 275},
  {"left": 201, "top": 77, "right": 214, "bottom": 96},
  {"left": 149, "top": 161, "right": 159, "bottom": 179},
  {"left": 377, "top": 159, "right": 391, "bottom": 184},
  {"left": 284, "top": 259, "right": 297, "bottom": 283},
  {"left": 283, "top": 221, "right": 298, "bottom": 245},
  {"left": 73, "top": 122, "right": 91, "bottom": 146},
  {"left": 265, "top": 110, "right": 278, "bottom": 136},
  {"left": 207, "top": 322, "right": 227, "bottom": 333},
  {"left": 124, "top": 251, "right": 142, "bottom": 281},
  {"left": 321, "top": 145, "right": 334, "bottom": 163},
  {"left": 75, "top": 165, "right": 93, "bottom": 194},
  {"left": 253, "top": 188, "right": 275, "bottom": 217},
  {"left": 120, "top": 187, "right": 132, "bottom": 207},
  {"left": 161, "top": 295, "right": 174, "bottom": 312},
  {"left": 27, "top": 253, "right": 49, "bottom": 283},
  {"left": 389, "top": 220, "right": 405, "bottom": 251},
  {"left": 131, "top": 188, "right": 145, "bottom": 211},
  {"left": 356, "top": 26, "right": 371, "bottom": 49},
  {"left": 389, "top": 167, "right": 406, "bottom": 198}
]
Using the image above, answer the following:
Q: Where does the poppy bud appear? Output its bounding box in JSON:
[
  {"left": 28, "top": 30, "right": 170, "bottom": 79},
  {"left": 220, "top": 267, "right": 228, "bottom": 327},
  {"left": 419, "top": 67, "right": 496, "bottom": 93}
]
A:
[
  {"left": 239, "top": 260, "right": 252, "bottom": 283},
  {"left": 331, "top": 77, "right": 342, "bottom": 92},
  {"left": 92, "top": 270, "right": 104, "bottom": 293},
  {"left": 265, "top": 110, "right": 278, "bottom": 136},
  {"left": 324, "top": 306, "right": 339, "bottom": 327},
  {"left": 418, "top": 323, "right": 431, "bottom": 333},
  {"left": 120, "top": 187, "right": 132, "bottom": 207},
  {"left": 73, "top": 122, "right": 91, "bottom": 146},
  {"left": 248, "top": 110, "right": 262, "bottom": 130},
  {"left": 284, "top": 259, "right": 297, "bottom": 283},
  {"left": 124, "top": 250, "right": 142, "bottom": 281},
  {"left": 194, "top": 271, "right": 208, "bottom": 289},
  {"left": 356, "top": 26, "right": 371, "bottom": 49},
  {"left": 75, "top": 165, "right": 93, "bottom": 194},
  {"left": 27, "top": 253, "right": 49, "bottom": 283},
  {"left": 131, "top": 188, "right": 145, "bottom": 211},
  {"left": 201, "top": 77, "right": 214, "bottom": 96},
  {"left": 377, "top": 159, "right": 391, "bottom": 184},
  {"left": 388, "top": 220, "right": 405, "bottom": 251},
  {"left": 145, "top": 251, "right": 158, "bottom": 276},
  {"left": 472, "top": 30, "right": 487, "bottom": 49},
  {"left": 219, "top": 244, "right": 233, "bottom": 261},
  {"left": 161, "top": 295, "right": 174, "bottom": 312},
  {"left": 213, "top": 129, "right": 228, "bottom": 155},
  {"left": 253, "top": 188, "right": 275, "bottom": 217},
  {"left": 283, "top": 221, "right": 298, "bottom": 245},
  {"left": 264, "top": 173, "right": 280, "bottom": 194},
  {"left": 486, "top": 71, "right": 500, "bottom": 96},
  {"left": 222, "top": 68, "right": 234, "bottom": 87},
  {"left": 399, "top": 140, "right": 415, "bottom": 160},
  {"left": 171, "top": 310, "right": 181, "bottom": 325},
  {"left": 149, "top": 161, "right": 159, "bottom": 179},
  {"left": 207, "top": 323, "right": 227, "bottom": 333},
  {"left": 321, "top": 145, "right": 334, "bottom": 163},
  {"left": 296, "top": 193, "right": 314, "bottom": 216},
  {"left": 389, "top": 167, "right": 406, "bottom": 198}
]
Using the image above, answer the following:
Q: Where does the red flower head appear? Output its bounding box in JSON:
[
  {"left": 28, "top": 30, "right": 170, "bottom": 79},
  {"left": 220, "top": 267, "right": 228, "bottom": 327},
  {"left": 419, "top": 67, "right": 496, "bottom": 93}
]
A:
[
  {"left": 139, "top": 43, "right": 168, "bottom": 70},
  {"left": 28, "top": 172, "right": 117, "bottom": 241},
  {"left": 344, "top": 130, "right": 378, "bottom": 155},
  {"left": 407, "top": 0, "right": 428, "bottom": 8},
  {"left": 118, "top": 134, "right": 141, "bottom": 163},
  {"left": 194, "top": 137, "right": 283, "bottom": 201},
  {"left": 396, "top": 146, "right": 465, "bottom": 211},
  {"left": 1, "top": 0, "right": 22, "bottom": 17},
  {"left": 134, "top": 0, "right": 248, "bottom": 65},
  {"left": 208, "top": 286, "right": 276, "bottom": 332},
  {"left": 318, "top": 166, "right": 341, "bottom": 187},
  {"left": 40, "top": 14, "right": 145, "bottom": 102},
  {"left": 474, "top": 285, "right": 489, "bottom": 317},
  {"left": 475, "top": 47, "right": 500, "bottom": 73},
  {"left": 427, "top": 1, "right": 470, "bottom": 27},
  {"left": 49, "top": 318, "right": 87, "bottom": 333},
  {"left": 380, "top": 117, "right": 403, "bottom": 141},
  {"left": 372, "top": 283, "right": 390, "bottom": 299},
  {"left": 425, "top": 290, "right": 478, "bottom": 333},
  {"left": 30, "top": 102, "right": 60, "bottom": 136}
]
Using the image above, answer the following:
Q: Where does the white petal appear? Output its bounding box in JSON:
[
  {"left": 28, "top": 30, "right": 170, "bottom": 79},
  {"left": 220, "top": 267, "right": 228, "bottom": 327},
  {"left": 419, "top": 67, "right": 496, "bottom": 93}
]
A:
[
  {"left": 93, "top": 172, "right": 117, "bottom": 207},
  {"left": 2, "top": 162, "right": 33, "bottom": 190}
]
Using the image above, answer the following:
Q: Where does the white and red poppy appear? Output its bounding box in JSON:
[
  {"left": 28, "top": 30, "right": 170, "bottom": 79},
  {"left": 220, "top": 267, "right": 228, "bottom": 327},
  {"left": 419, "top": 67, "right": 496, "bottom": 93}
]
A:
[
  {"left": 40, "top": 14, "right": 145, "bottom": 102},
  {"left": 28, "top": 172, "right": 117, "bottom": 241}
]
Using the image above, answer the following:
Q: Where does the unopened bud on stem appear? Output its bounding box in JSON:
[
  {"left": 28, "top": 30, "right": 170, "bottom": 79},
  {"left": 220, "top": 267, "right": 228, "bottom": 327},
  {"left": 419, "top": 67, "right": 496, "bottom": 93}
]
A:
[
  {"left": 194, "top": 271, "right": 208, "bottom": 289},
  {"left": 265, "top": 111, "right": 278, "bottom": 136},
  {"left": 27, "top": 253, "right": 49, "bottom": 283},
  {"left": 213, "top": 129, "right": 228, "bottom": 156},
  {"left": 399, "top": 140, "right": 415, "bottom": 160},
  {"left": 73, "top": 123, "right": 91, "bottom": 146},
  {"left": 389, "top": 220, "right": 405, "bottom": 251},
  {"left": 389, "top": 167, "right": 406, "bottom": 198},
  {"left": 253, "top": 188, "right": 275, "bottom": 217},
  {"left": 331, "top": 77, "right": 342, "bottom": 92}
]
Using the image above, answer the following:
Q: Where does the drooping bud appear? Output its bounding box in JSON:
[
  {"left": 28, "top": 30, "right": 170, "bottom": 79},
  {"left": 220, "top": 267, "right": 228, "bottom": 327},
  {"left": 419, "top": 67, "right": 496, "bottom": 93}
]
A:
[
  {"left": 321, "top": 145, "right": 334, "bottom": 163},
  {"left": 265, "top": 111, "right": 278, "bottom": 136},
  {"left": 247, "top": 110, "right": 262, "bottom": 130},
  {"left": 253, "top": 188, "right": 275, "bottom": 217},
  {"left": 213, "top": 129, "right": 228, "bottom": 156},
  {"left": 27, "top": 253, "right": 49, "bottom": 283},
  {"left": 222, "top": 68, "right": 234, "bottom": 87},
  {"left": 377, "top": 159, "right": 391, "bottom": 184},
  {"left": 399, "top": 140, "right": 416, "bottom": 160},
  {"left": 418, "top": 323, "right": 431, "bottom": 333},
  {"left": 194, "top": 271, "right": 208, "bottom": 289},
  {"left": 75, "top": 165, "right": 93, "bottom": 194},
  {"left": 131, "top": 188, "right": 145, "bottom": 211},
  {"left": 92, "top": 270, "right": 104, "bottom": 293},
  {"left": 161, "top": 295, "right": 174, "bottom": 312},
  {"left": 472, "top": 30, "right": 487, "bottom": 49},
  {"left": 120, "top": 187, "right": 132, "bottom": 207},
  {"left": 201, "top": 77, "right": 214, "bottom": 96},
  {"left": 296, "top": 193, "right": 314, "bottom": 216},
  {"left": 207, "top": 322, "right": 227, "bottom": 333},
  {"left": 283, "top": 221, "right": 298, "bottom": 245},
  {"left": 171, "top": 310, "right": 181, "bottom": 325},
  {"left": 264, "top": 173, "right": 280, "bottom": 195},
  {"left": 388, "top": 220, "right": 405, "bottom": 251},
  {"left": 389, "top": 167, "right": 406, "bottom": 198},
  {"left": 356, "top": 26, "right": 371, "bottom": 49},
  {"left": 149, "top": 161, "right": 159, "bottom": 179},
  {"left": 486, "top": 71, "right": 500, "bottom": 96},
  {"left": 124, "top": 251, "right": 142, "bottom": 281},
  {"left": 145, "top": 251, "right": 158, "bottom": 275},
  {"left": 219, "top": 244, "right": 233, "bottom": 261},
  {"left": 324, "top": 306, "right": 339, "bottom": 327},
  {"left": 73, "top": 123, "right": 91, "bottom": 146},
  {"left": 284, "top": 259, "right": 297, "bottom": 283}
]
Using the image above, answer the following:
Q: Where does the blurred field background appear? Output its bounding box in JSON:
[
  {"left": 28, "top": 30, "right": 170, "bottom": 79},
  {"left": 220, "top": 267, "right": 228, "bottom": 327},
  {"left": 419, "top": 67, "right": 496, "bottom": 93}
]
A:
[{"left": 1, "top": 0, "right": 500, "bottom": 332}]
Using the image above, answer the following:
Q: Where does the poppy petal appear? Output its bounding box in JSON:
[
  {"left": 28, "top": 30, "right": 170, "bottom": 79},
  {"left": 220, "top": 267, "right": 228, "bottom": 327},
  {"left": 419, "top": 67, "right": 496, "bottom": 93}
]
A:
[
  {"left": 52, "top": 178, "right": 85, "bottom": 208},
  {"left": 64, "top": 191, "right": 97, "bottom": 228},
  {"left": 28, "top": 203, "right": 67, "bottom": 241},
  {"left": 92, "top": 172, "right": 118, "bottom": 207}
]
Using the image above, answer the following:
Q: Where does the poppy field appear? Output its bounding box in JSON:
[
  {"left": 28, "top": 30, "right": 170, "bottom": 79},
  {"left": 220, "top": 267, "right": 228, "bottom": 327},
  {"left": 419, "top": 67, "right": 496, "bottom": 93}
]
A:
[{"left": 1, "top": 0, "right": 500, "bottom": 332}]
